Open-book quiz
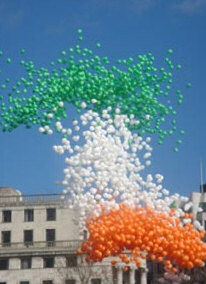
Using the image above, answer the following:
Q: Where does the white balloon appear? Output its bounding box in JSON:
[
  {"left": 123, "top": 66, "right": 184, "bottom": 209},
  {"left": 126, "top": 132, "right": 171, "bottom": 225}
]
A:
[{"left": 58, "top": 101, "right": 64, "bottom": 107}]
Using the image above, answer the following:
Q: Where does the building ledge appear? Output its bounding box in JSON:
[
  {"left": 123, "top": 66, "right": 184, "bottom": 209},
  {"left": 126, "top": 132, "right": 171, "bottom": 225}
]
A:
[
  {"left": 0, "top": 240, "right": 81, "bottom": 256},
  {"left": 0, "top": 193, "right": 68, "bottom": 206}
]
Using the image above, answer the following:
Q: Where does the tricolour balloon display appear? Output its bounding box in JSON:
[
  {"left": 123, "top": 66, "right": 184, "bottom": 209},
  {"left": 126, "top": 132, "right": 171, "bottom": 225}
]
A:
[{"left": 1, "top": 30, "right": 202, "bottom": 281}]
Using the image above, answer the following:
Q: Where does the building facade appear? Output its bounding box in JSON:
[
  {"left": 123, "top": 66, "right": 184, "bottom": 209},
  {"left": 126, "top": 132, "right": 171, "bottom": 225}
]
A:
[
  {"left": 191, "top": 184, "right": 206, "bottom": 230},
  {"left": 0, "top": 187, "right": 148, "bottom": 284}
]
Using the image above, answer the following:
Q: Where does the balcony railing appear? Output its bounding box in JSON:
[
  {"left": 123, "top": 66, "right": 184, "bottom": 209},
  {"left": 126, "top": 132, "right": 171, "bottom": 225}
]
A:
[
  {"left": 0, "top": 240, "right": 82, "bottom": 252},
  {"left": 0, "top": 193, "right": 68, "bottom": 206}
]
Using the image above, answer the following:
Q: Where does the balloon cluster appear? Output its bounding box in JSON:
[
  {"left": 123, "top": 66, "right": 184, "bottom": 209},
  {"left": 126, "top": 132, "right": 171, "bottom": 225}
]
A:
[
  {"left": 0, "top": 30, "right": 190, "bottom": 148},
  {"left": 1, "top": 30, "right": 204, "bottom": 281},
  {"left": 51, "top": 106, "right": 206, "bottom": 279},
  {"left": 77, "top": 205, "right": 206, "bottom": 273},
  {"left": 53, "top": 108, "right": 199, "bottom": 228}
]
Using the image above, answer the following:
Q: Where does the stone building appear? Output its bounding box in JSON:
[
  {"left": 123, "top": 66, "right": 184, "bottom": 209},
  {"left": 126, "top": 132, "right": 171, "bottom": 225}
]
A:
[
  {"left": 190, "top": 184, "right": 206, "bottom": 229},
  {"left": 0, "top": 187, "right": 148, "bottom": 284}
]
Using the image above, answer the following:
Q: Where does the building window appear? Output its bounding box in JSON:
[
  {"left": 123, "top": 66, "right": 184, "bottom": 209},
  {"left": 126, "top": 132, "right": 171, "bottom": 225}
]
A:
[
  {"left": 43, "top": 257, "right": 54, "bottom": 268},
  {"left": 24, "top": 209, "right": 34, "bottom": 222},
  {"left": 66, "top": 280, "right": 76, "bottom": 284},
  {"left": 157, "top": 262, "right": 164, "bottom": 274},
  {"left": 46, "top": 229, "right": 55, "bottom": 247},
  {"left": 46, "top": 208, "right": 56, "bottom": 221},
  {"left": 24, "top": 230, "right": 33, "bottom": 245},
  {"left": 199, "top": 202, "right": 206, "bottom": 212},
  {"left": 20, "top": 282, "right": 30, "bottom": 284},
  {"left": 91, "top": 279, "right": 101, "bottom": 284},
  {"left": 2, "top": 210, "right": 11, "bottom": 222},
  {"left": 21, "top": 257, "right": 32, "bottom": 269},
  {"left": 66, "top": 254, "right": 77, "bottom": 267},
  {"left": 0, "top": 259, "right": 9, "bottom": 270},
  {"left": 42, "top": 281, "right": 53, "bottom": 284},
  {"left": 1, "top": 231, "right": 11, "bottom": 246},
  {"left": 83, "top": 230, "right": 87, "bottom": 240}
]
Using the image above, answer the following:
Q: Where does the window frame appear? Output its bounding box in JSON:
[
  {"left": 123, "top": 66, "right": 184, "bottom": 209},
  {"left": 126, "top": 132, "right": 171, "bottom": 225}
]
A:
[
  {"left": 24, "top": 209, "right": 34, "bottom": 222},
  {"left": 2, "top": 210, "right": 11, "bottom": 223},
  {"left": 24, "top": 230, "right": 33, "bottom": 246},
  {"left": 43, "top": 256, "right": 54, "bottom": 268},
  {"left": 83, "top": 230, "right": 87, "bottom": 240},
  {"left": 66, "top": 254, "right": 77, "bottom": 267},
  {"left": 65, "top": 280, "right": 76, "bottom": 284},
  {"left": 199, "top": 202, "right": 206, "bottom": 212},
  {"left": 1, "top": 231, "right": 11, "bottom": 246},
  {"left": 21, "top": 257, "right": 32, "bottom": 269},
  {"left": 46, "top": 208, "right": 56, "bottom": 221},
  {"left": 91, "top": 279, "right": 101, "bottom": 284},
  {"left": 0, "top": 258, "right": 9, "bottom": 270},
  {"left": 46, "top": 229, "right": 56, "bottom": 247}
]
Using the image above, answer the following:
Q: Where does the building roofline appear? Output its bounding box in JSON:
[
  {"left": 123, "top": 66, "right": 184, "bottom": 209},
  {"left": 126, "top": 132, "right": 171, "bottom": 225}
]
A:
[{"left": 0, "top": 193, "right": 68, "bottom": 206}]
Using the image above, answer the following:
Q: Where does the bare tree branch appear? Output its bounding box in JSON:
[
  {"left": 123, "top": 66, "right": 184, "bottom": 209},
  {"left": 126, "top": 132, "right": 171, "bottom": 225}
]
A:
[{"left": 56, "top": 254, "right": 113, "bottom": 284}]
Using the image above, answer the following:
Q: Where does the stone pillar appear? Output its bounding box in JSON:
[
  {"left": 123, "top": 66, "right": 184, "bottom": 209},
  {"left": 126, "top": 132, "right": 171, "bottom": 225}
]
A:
[
  {"left": 129, "top": 266, "right": 135, "bottom": 284},
  {"left": 9, "top": 258, "right": 20, "bottom": 270},
  {"left": 117, "top": 265, "right": 123, "bottom": 284},
  {"left": 140, "top": 268, "right": 147, "bottom": 284}
]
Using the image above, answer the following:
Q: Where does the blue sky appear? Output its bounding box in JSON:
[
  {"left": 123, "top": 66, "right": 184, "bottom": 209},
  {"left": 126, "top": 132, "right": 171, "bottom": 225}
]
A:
[{"left": 0, "top": 0, "right": 206, "bottom": 196}]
